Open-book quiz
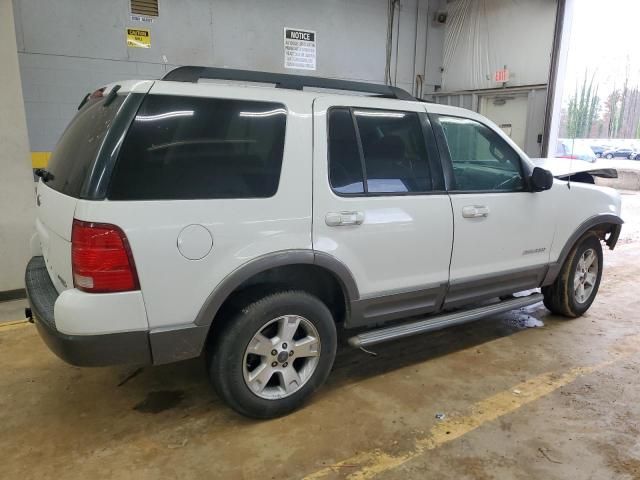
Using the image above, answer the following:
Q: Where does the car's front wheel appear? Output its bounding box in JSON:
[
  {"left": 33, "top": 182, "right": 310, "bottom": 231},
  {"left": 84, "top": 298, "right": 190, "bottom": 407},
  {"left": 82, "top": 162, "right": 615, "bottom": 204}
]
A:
[
  {"left": 208, "top": 291, "right": 337, "bottom": 419},
  {"left": 606, "top": 153, "right": 614, "bottom": 159},
  {"left": 542, "top": 233, "right": 603, "bottom": 317}
]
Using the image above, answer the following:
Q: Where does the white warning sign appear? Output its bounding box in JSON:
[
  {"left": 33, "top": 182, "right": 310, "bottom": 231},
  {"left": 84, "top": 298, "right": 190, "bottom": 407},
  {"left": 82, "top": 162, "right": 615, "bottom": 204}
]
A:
[{"left": 284, "top": 28, "right": 316, "bottom": 70}]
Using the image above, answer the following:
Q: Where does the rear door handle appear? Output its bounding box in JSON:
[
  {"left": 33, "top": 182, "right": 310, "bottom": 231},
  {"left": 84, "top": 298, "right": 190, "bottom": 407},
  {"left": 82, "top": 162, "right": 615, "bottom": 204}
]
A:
[
  {"left": 462, "top": 205, "right": 490, "bottom": 218},
  {"left": 325, "top": 211, "right": 365, "bottom": 227}
]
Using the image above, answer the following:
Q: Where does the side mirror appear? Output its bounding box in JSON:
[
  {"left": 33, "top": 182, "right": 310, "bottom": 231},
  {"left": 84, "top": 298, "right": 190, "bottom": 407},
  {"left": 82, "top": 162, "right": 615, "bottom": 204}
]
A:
[{"left": 530, "top": 167, "right": 554, "bottom": 192}]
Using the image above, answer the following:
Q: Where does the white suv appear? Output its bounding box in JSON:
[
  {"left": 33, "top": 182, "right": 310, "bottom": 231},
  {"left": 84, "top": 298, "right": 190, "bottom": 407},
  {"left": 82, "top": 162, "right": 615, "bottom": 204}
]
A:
[{"left": 25, "top": 67, "right": 623, "bottom": 418}]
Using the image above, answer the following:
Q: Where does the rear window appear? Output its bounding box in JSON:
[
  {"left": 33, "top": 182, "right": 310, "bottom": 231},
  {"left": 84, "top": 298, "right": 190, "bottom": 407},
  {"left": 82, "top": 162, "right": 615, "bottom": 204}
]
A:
[
  {"left": 46, "top": 95, "right": 125, "bottom": 197},
  {"left": 108, "top": 95, "right": 287, "bottom": 200}
]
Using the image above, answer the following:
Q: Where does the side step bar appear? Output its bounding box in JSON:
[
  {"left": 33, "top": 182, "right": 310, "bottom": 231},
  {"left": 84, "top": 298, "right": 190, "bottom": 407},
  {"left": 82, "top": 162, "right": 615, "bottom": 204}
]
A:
[{"left": 348, "top": 293, "right": 543, "bottom": 348}]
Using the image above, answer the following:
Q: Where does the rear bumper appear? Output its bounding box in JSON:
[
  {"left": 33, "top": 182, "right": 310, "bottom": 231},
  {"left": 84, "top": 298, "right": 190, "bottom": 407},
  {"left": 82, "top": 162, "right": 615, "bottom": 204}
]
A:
[{"left": 25, "top": 256, "right": 152, "bottom": 366}]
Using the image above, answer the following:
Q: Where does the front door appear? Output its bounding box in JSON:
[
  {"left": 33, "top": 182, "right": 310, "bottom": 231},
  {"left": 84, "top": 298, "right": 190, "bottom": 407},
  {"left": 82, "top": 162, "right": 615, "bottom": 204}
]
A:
[
  {"left": 312, "top": 96, "right": 453, "bottom": 327},
  {"left": 430, "top": 111, "right": 555, "bottom": 308}
]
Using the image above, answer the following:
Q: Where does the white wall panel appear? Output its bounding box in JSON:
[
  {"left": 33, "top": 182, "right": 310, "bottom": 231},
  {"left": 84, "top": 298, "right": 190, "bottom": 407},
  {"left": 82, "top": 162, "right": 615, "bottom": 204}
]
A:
[
  {"left": 13, "top": 0, "right": 446, "bottom": 151},
  {"left": 442, "top": 0, "right": 556, "bottom": 91}
]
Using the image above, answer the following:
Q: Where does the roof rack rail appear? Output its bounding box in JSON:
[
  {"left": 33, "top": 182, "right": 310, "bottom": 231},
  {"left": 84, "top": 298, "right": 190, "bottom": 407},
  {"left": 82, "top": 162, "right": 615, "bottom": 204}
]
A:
[{"left": 162, "top": 66, "right": 416, "bottom": 101}]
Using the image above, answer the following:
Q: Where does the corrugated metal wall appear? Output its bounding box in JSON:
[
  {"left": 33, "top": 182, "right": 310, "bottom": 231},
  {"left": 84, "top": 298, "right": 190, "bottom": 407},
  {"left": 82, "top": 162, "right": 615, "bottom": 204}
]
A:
[{"left": 12, "top": 0, "right": 447, "bottom": 152}]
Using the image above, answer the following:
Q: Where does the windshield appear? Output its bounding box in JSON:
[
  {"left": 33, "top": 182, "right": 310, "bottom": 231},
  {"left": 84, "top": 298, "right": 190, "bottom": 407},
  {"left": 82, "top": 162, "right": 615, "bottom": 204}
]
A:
[{"left": 45, "top": 94, "right": 125, "bottom": 197}]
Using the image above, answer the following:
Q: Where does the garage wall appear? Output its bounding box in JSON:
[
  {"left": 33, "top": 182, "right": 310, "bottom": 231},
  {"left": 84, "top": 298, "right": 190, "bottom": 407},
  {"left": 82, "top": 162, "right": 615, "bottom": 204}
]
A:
[
  {"left": 13, "top": 0, "right": 447, "bottom": 152},
  {"left": 441, "top": 0, "right": 556, "bottom": 91},
  {"left": 0, "top": 0, "right": 34, "bottom": 293}
]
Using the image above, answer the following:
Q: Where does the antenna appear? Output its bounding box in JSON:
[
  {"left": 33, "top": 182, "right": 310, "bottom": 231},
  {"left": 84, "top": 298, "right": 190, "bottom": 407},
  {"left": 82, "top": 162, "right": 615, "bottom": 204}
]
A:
[{"left": 567, "top": 137, "right": 574, "bottom": 190}]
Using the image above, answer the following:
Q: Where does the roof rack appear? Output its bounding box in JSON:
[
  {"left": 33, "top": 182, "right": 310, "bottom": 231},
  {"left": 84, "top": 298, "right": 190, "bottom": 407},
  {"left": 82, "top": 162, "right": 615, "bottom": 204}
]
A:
[{"left": 162, "top": 66, "right": 416, "bottom": 101}]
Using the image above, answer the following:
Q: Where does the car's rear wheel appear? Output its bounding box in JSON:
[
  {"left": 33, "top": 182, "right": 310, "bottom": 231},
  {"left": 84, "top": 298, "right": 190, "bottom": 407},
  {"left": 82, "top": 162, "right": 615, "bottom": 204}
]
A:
[
  {"left": 208, "top": 290, "right": 337, "bottom": 419},
  {"left": 542, "top": 233, "right": 603, "bottom": 317},
  {"left": 606, "top": 153, "right": 613, "bottom": 159}
]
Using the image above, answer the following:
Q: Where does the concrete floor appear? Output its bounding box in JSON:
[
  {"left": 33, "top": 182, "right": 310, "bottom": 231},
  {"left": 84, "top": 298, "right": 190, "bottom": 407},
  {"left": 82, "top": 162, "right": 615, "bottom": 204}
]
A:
[
  {"left": 2, "top": 192, "right": 640, "bottom": 480},
  {"left": 0, "top": 298, "right": 27, "bottom": 324}
]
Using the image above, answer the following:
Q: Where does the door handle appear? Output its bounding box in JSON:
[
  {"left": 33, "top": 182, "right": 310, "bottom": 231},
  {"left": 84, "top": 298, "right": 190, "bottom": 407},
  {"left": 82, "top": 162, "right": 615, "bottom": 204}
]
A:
[
  {"left": 325, "top": 211, "right": 365, "bottom": 227},
  {"left": 462, "top": 205, "right": 490, "bottom": 218}
]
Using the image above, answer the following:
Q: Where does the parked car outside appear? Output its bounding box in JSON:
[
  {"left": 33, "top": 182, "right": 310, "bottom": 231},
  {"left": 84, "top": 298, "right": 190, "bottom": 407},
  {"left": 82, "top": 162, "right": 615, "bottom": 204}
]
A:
[
  {"left": 590, "top": 145, "right": 606, "bottom": 157},
  {"left": 24, "top": 67, "right": 623, "bottom": 418},
  {"left": 555, "top": 139, "right": 597, "bottom": 162},
  {"left": 602, "top": 147, "right": 635, "bottom": 159}
]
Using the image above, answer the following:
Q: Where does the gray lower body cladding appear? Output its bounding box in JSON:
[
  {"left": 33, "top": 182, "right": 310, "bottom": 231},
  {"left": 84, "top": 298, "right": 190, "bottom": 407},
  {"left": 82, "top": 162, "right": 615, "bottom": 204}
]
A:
[
  {"left": 25, "top": 256, "right": 152, "bottom": 367},
  {"left": 348, "top": 293, "right": 544, "bottom": 348}
]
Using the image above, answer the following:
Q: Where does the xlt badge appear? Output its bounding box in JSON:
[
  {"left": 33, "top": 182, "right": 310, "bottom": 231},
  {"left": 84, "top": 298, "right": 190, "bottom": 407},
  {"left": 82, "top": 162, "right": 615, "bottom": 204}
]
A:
[{"left": 523, "top": 248, "right": 546, "bottom": 255}]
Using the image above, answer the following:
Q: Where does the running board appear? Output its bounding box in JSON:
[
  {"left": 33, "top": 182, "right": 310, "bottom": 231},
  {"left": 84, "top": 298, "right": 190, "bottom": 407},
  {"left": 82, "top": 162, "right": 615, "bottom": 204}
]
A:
[{"left": 348, "top": 293, "right": 543, "bottom": 348}]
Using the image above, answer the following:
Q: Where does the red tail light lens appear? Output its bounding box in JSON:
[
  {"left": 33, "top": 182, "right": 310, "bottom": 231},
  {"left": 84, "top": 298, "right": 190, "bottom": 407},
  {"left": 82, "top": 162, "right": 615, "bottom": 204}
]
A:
[{"left": 71, "top": 219, "right": 139, "bottom": 293}]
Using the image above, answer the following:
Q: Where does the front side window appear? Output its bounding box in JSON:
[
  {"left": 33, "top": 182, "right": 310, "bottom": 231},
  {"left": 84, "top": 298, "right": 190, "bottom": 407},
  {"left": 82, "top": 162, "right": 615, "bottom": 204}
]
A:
[
  {"left": 437, "top": 115, "right": 524, "bottom": 192},
  {"left": 109, "top": 95, "right": 286, "bottom": 200},
  {"left": 328, "top": 107, "right": 434, "bottom": 195}
]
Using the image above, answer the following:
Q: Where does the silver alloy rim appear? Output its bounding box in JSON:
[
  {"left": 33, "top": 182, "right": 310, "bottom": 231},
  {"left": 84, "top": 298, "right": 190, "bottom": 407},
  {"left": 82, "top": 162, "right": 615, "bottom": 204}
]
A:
[
  {"left": 242, "top": 315, "right": 321, "bottom": 400},
  {"left": 574, "top": 248, "right": 598, "bottom": 304}
]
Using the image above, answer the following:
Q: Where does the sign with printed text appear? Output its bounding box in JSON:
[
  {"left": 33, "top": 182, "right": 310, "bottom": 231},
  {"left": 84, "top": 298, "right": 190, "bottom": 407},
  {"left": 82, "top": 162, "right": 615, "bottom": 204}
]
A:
[
  {"left": 127, "top": 28, "right": 151, "bottom": 48},
  {"left": 284, "top": 28, "right": 316, "bottom": 70},
  {"left": 495, "top": 68, "right": 510, "bottom": 83},
  {"left": 130, "top": 15, "right": 154, "bottom": 24}
]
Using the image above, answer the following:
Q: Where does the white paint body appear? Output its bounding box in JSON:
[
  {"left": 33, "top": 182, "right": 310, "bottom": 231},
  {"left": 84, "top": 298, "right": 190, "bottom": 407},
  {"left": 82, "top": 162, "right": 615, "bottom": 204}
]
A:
[{"left": 33, "top": 80, "right": 622, "bottom": 337}]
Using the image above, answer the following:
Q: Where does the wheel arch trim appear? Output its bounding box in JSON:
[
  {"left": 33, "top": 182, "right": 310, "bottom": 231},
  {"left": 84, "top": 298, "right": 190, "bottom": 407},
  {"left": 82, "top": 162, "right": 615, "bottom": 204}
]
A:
[
  {"left": 193, "top": 249, "right": 359, "bottom": 328},
  {"left": 542, "top": 213, "right": 623, "bottom": 286},
  {"left": 149, "top": 250, "right": 359, "bottom": 364}
]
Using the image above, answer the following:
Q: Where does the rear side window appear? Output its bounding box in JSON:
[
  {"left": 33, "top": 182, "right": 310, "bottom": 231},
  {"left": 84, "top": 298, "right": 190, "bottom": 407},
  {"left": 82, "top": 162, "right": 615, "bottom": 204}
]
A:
[
  {"left": 108, "top": 95, "right": 287, "bottom": 200},
  {"left": 328, "top": 107, "right": 435, "bottom": 195},
  {"left": 46, "top": 95, "right": 125, "bottom": 197}
]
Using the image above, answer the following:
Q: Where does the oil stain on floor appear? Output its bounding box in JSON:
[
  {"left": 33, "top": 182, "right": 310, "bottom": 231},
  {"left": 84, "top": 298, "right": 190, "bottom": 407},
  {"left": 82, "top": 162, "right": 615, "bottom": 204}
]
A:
[{"left": 133, "top": 390, "right": 185, "bottom": 413}]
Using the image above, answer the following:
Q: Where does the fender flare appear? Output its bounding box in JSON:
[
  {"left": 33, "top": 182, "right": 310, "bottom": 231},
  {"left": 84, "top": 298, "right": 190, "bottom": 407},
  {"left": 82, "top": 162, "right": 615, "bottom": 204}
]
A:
[
  {"left": 149, "top": 250, "right": 359, "bottom": 365},
  {"left": 542, "top": 213, "right": 623, "bottom": 286},
  {"left": 193, "top": 249, "right": 359, "bottom": 328}
]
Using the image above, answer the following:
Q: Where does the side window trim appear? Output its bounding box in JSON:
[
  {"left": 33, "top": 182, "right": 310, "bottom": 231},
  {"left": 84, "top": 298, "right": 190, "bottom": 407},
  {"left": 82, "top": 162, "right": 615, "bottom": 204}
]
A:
[
  {"left": 430, "top": 112, "right": 529, "bottom": 194},
  {"left": 349, "top": 106, "right": 370, "bottom": 194},
  {"left": 418, "top": 112, "right": 445, "bottom": 192},
  {"left": 428, "top": 113, "right": 456, "bottom": 191},
  {"left": 327, "top": 106, "right": 447, "bottom": 197}
]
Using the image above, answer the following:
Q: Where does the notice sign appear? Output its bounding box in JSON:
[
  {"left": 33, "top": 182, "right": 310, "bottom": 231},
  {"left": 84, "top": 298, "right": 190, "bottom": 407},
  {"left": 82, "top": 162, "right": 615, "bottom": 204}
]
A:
[
  {"left": 284, "top": 28, "right": 316, "bottom": 70},
  {"left": 127, "top": 28, "right": 151, "bottom": 48}
]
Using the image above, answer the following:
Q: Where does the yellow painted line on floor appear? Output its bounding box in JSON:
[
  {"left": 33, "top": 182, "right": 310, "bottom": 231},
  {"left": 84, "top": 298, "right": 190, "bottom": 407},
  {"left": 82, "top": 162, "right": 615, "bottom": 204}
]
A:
[
  {"left": 0, "top": 320, "right": 30, "bottom": 332},
  {"left": 31, "top": 151, "right": 51, "bottom": 169},
  {"left": 304, "top": 358, "right": 621, "bottom": 480}
]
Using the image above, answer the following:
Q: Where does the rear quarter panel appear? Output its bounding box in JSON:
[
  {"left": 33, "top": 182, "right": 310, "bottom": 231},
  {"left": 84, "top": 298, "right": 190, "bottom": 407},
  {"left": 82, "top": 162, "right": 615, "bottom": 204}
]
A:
[{"left": 74, "top": 83, "right": 313, "bottom": 330}]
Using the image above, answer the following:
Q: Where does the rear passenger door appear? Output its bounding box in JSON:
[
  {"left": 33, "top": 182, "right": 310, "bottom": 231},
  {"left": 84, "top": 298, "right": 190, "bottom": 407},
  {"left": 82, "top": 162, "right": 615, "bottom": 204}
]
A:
[{"left": 312, "top": 97, "right": 453, "bottom": 328}]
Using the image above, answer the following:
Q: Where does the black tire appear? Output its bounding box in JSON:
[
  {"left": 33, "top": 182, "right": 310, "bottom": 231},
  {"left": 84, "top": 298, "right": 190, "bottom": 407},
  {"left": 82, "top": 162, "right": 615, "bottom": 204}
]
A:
[
  {"left": 606, "top": 154, "right": 613, "bottom": 159},
  {"left": 542, "top": 233, "right": 603, "bottom": 318},
  {"left": 208, "top": 290, "right": 337, "bottom": 419}
]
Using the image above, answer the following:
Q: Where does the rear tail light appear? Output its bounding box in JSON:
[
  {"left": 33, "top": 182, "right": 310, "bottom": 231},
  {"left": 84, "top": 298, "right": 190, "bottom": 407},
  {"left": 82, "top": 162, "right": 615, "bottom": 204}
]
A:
[{"left": 71, "top": 219, "right": 139, "bottom": 293}]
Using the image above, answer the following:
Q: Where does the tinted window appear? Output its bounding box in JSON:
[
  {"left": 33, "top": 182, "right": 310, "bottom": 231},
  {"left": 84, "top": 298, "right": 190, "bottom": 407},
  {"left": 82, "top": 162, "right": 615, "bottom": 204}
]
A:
[
  {"left": 355, "top": 109, "right": 432, "bottom": 193},
  {"left": 328, "top": 108, "right": 364, "bottom": 194},
  {"left": 46, "top": 95, "right": 125, "bottom": 197},
  {"left": 109, "top": 95, "right": 286, "bottom": 200},
  {"left": 438, "top": 115, "right": 524, "bottom": 191},
  {"left": 328, "top": 108, "right": 433, "bottom": 195}
]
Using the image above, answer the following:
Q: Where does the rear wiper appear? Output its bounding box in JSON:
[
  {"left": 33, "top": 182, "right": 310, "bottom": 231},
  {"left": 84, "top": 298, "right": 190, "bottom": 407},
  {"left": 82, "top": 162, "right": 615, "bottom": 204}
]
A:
[{"left": 34, "top": 168, "right": 55, "bottom": 182}]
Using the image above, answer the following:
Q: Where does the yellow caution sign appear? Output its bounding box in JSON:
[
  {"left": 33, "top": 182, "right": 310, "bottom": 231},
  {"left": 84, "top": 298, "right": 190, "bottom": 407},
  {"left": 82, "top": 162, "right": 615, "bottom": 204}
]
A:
[{"left": 127, "top": 28, "right": 151, "bottom": 48}]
